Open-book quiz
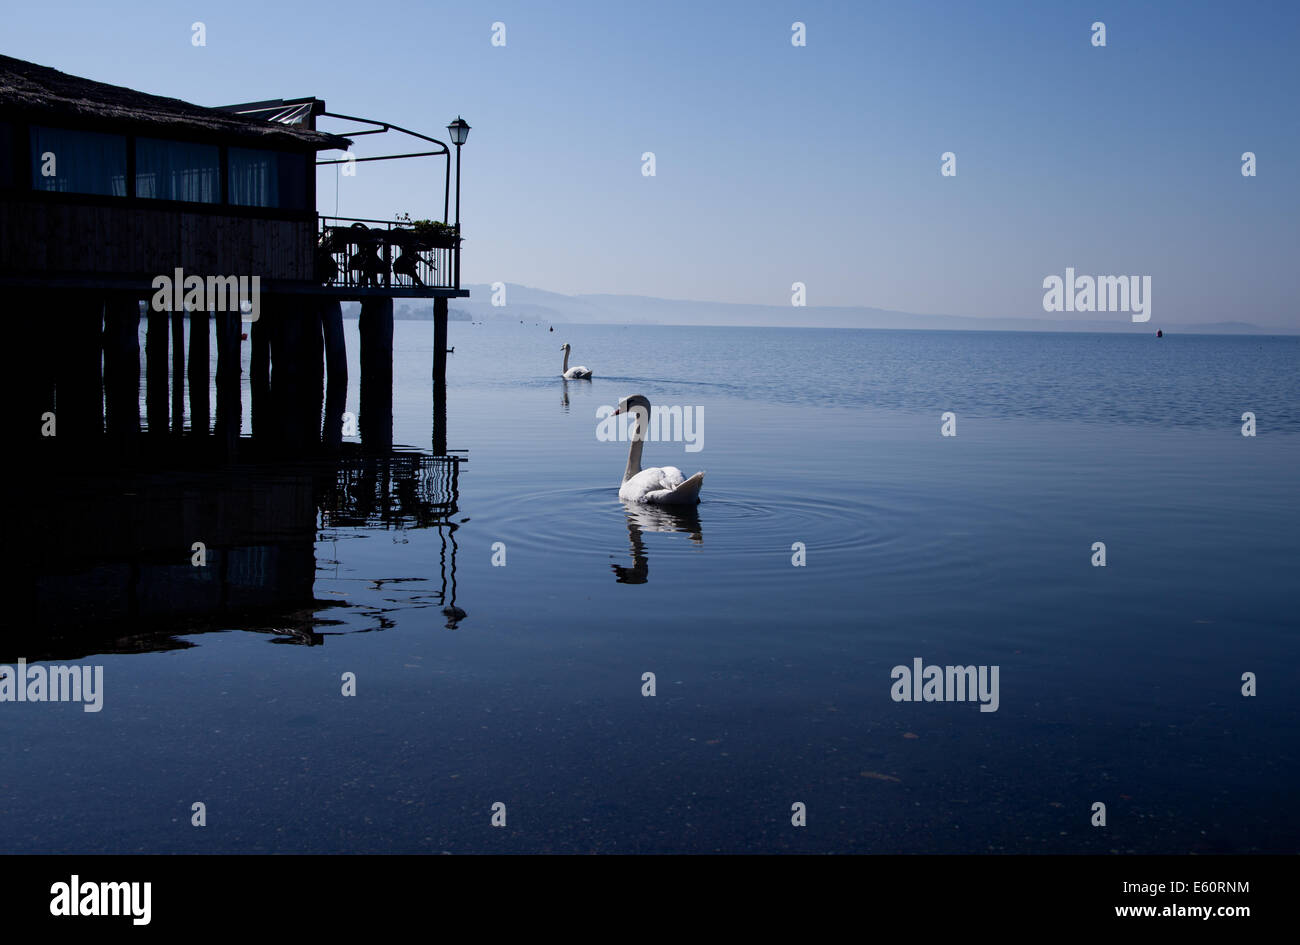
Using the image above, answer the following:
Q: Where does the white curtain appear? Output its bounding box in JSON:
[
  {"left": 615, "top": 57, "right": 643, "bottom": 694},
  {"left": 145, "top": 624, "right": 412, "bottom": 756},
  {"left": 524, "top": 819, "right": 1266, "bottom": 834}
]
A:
[
  {"left": 135, "top": 137, "right": 219, "bottom": 203},
  {"left": 228, "top": 147, "right": 280, "bottom": 208}
]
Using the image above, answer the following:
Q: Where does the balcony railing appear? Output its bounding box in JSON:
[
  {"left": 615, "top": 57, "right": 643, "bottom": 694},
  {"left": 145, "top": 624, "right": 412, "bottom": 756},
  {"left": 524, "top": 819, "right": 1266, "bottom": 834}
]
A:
[{"left": 317, "top": 216, "right": 460, "bottom": 292}]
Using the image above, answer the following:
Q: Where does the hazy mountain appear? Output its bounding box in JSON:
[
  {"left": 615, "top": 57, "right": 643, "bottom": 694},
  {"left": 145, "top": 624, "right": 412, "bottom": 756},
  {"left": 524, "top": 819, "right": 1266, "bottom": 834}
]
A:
[
  {"left": 450, "top": 284, "right": 1291, "bottom": 334},
  {"left": 331, "top": 285, "right": 1291, "bottom": 334},
  {"left": 341, "top": 301, "right": 470, "bottom": 321}
]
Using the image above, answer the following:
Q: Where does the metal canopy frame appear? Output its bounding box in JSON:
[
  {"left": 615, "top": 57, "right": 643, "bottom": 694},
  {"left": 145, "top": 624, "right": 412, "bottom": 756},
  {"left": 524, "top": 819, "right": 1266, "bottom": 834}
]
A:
[{"left": 314, "top": 111, "right": 453, "bottom": 225}]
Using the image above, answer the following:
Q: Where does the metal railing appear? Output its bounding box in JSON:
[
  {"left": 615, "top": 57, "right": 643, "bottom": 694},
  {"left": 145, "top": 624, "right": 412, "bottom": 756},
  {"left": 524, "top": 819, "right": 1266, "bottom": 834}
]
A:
[
  {"left": 318, "top": 452, "right": 464, "bottom": 528},
  {"left": 317, "top": 216, "right": 460, "bottom": 291}
]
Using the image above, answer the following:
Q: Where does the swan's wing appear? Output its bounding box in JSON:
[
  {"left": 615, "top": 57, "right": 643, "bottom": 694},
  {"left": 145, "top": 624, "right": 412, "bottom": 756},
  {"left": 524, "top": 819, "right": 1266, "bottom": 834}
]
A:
[
  {"left": 658, "top": 466, "right": 685, "bottom": 488},
  {"left": 619, "top": 467, "right": 666, "bottom": 501},
  {"left": 642, "top": 471, "right": 705, "bottom": 505}
]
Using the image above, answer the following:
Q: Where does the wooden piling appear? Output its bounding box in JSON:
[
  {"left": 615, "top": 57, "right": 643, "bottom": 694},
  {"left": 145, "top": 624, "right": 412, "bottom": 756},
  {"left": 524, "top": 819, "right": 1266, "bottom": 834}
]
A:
[
  {"left": 270, "top": 303, "right": 303, "bottom": 452},
  {"left": 214, "top": 309, "right": 242, "bottom": 456},
  {"left": 171, "top": 308, "right": 185, "bottom": 433},
  {"left": 322, "top": 300, "right": 347, "bottom": 449},
  {"left": 103, "top": 295, "right": 141, "bottom": 438},
  {"left": 305, "top": 304, "right": 325, "bottom": 447},
  {"left": 188, "top": 305, "right": 211, "bottom": 436},
  {"left": 56, "top": 292, "right": 104, "bottom": 441},
  {"left": 359, "top": 296, "right": 394, "bottom": 451},
  {"left": 146, "top": 305, "right": 169, "bottom": 434},
  {"left": 11, "top": 289, "right": 54, "bottom": 446},
  {"left": 250, "top": 312, "right": 271, "bottom": 441},
  {"left": 433, "top": 296, "right": 448, "bottom": 455}
]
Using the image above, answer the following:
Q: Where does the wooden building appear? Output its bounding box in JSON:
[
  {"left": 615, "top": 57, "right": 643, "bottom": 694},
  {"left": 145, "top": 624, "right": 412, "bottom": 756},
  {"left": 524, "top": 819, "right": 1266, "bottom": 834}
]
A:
[{"left": 0, "top": 54, "right": 469, "bottom": 459}]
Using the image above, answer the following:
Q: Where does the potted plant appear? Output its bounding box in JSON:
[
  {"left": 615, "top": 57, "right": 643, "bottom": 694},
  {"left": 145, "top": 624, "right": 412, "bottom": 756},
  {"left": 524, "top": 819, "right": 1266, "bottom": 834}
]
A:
[{"left": 395, "top": 213, "right": 460, "bottom": 249}]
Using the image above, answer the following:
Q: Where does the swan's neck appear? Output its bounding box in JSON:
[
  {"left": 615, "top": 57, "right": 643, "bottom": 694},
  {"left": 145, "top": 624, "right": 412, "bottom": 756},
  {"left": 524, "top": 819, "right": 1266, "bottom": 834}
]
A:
[
  {"left": 562, "top": 348, "right": 570, "bottom": 373},
  {"left": 623, "top": 407, "right": 647, "bottom": 482}
]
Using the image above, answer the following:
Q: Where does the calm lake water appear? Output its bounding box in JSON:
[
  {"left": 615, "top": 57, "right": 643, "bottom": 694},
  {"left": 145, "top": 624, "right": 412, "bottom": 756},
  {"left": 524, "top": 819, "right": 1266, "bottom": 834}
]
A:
[{"left": 6, "top": 322, "right": 1299, "bottom": 853}]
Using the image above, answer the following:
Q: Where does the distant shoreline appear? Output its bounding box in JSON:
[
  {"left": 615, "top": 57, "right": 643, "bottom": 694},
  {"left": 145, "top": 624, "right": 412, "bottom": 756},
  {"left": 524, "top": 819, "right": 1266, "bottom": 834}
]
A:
[{"left": 434, "top": 284, "right": 1297, "bottom": 336}]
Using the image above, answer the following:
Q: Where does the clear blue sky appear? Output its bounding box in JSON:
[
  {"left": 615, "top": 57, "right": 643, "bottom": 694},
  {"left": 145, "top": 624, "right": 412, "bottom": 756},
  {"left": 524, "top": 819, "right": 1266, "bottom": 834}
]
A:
[{"left": 5, "top": 1, "right": 1298, "bottom": 325}]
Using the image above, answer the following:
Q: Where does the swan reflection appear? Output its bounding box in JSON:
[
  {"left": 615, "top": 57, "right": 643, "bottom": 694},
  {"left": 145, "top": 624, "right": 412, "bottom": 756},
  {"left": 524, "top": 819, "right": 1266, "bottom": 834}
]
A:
[{"left": 611, "top": 502, "right": 703, "bottom": 584}]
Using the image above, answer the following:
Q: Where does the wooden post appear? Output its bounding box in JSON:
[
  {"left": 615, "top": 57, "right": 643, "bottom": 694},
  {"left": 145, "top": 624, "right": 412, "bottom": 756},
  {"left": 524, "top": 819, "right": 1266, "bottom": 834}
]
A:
[
  {"left": 305, "top": 303, "right": 325, "bottom": 448},
  {"left": 270, "top": 301, "right": 325, "bottom": 454},
  {"left": 10, "top": 290, "right": 53, "bottom": 447},
  {"left": 171, "top": 308, "right": 185, "bottom": 433},
  {"left": 250, "top": 311, "right": 271, "bottom": 442},
  {"left": 270, "top": 301, "right": 302, "bottom": 452},
  {"left": 322, "top": 300, "right": 347, "bottom": 449},
  {"left": 146, "top": 305, "right": 169, "bottom": 435},
  {"left": 103, "top": 295, "right": 141, "bottom": 438},
  {"left": 359, "top": 296, "right": 393, "bottom": 451},
  {"left": 433, "top": 296, "right": 448, "bottom": 456},
  {"left": 189, "top": 305, "right": 211, "bottom": 436},
  {"left": 215, "top": 308, "right": 241, "bottom": 456},
  {"left": 56, "top": 292, "right": 104, "bottom": 442}
]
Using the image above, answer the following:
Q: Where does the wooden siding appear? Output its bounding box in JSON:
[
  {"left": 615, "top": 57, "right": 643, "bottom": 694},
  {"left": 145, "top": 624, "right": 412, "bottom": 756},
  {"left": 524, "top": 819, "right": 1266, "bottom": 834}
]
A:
[{"left": 0, "top": 197, "right": 314, "bottom": 282}]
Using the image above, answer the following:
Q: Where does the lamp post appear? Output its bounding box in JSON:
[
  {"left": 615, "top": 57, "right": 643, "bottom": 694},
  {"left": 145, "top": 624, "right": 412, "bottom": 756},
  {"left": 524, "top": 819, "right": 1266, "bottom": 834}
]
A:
[
  {"left": 434, "top": 117, "right": 470, "bottom": 454},
  {"left": 446, "top": 117, "right": 470, "bottom": 231},
  {"left": 446, "top": 117, "right": 469, "bottom": 291}
]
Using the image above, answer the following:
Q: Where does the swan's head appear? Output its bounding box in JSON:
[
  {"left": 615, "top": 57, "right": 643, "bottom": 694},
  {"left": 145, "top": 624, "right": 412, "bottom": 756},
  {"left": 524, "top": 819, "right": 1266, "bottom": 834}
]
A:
[
  {"left": 560, "top": 343, "right": 571, "bottom": 351},
  {"left": 612, "top": 394, "right": 651, "bottom": 417}
]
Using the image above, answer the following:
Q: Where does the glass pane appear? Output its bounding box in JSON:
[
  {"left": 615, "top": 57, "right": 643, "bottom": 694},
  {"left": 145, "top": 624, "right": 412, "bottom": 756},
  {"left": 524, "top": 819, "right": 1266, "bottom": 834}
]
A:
[
  {"left": 136, "top": 137, "right": 220, "bottom": 203},
  {"left": 29, "top": 126, "right": 128, "bottom": 196},
  {"left": 228, "top": 147, "right": 280, "bottom": 208}
]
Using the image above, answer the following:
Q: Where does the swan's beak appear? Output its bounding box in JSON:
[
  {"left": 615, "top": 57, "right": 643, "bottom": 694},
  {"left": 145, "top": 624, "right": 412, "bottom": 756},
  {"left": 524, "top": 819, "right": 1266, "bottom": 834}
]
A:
[{"left": 611, "top": 404, "right": 623, "bottom": 416}]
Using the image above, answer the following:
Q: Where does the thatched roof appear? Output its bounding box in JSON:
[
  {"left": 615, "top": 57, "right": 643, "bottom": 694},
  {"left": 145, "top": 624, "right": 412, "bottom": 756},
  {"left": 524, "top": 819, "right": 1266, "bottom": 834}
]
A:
[{"left": 0, "top": 54, "right": 351, "bottom": 151}]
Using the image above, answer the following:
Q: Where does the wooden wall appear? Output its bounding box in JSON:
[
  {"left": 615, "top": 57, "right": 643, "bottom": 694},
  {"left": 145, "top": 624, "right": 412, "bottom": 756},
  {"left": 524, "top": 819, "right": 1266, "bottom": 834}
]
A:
[{"left": 0, "top": 197, "right": 314, "bottom": 282}]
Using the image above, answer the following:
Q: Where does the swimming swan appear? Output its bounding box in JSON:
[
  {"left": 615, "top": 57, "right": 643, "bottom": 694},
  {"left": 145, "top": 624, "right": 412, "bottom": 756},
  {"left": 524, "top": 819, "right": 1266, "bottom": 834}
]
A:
[
  {"left": 561, "top": 343, "right": 592, "bottom": 379},
  {"left": 614, "top": 394, "right": 705, "bottom": 504}
]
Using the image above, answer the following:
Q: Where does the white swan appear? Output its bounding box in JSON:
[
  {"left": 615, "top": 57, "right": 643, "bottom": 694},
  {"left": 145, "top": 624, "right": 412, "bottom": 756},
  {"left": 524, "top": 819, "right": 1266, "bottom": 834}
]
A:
[
  {"left": 614, "top": 394, "right": 705, "bottom": 504},
  {"left": 560, "top": 343, "right": 592, "bottom": 379}
]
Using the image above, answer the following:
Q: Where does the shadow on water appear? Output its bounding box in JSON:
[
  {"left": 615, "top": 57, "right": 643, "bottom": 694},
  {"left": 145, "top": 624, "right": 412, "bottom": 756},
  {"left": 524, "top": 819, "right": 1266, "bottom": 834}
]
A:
[{"left": 15, "top": 443, "right": 466, "bottom": 661}]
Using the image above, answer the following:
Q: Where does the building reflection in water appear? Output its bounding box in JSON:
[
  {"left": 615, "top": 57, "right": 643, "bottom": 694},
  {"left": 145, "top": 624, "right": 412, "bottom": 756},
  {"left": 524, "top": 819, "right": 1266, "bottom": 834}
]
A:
[{"left": 15, "top": 448, "right": 465, "bottom": 660}]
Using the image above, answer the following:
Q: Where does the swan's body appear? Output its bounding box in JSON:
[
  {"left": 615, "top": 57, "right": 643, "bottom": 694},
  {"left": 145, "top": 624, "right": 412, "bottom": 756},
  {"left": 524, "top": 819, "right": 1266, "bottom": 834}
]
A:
[
  {"left": 614, "top": 394, "right": 704, "bottom": 505},
  {"left": 620, "top": 465, "right": 705, "bottom": 504},
  {"left": 560, "top": 343, "right": 592, "bottom": 379}
]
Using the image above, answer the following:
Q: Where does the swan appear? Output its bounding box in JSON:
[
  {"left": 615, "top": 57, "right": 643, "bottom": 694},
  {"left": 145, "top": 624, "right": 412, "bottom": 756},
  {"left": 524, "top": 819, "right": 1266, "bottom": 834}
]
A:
[
  {"left": 560, "top": 343, "right": 592, "bottom": 379},
  {"left": 614, "top": 394, "right": 705, "bottom": 504}
]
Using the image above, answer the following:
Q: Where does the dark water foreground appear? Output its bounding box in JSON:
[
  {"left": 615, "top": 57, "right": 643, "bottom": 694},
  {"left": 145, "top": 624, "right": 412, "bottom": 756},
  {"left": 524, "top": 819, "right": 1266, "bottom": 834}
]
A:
[{"left": 4, "top": 324, "right": 1298, "bottom": 853}]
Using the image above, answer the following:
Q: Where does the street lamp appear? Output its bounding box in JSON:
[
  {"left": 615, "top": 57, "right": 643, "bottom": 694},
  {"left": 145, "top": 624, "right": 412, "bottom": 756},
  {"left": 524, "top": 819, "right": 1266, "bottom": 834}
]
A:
[
  {"left": 446, "top": 117, "right": 469, "bottom": 290},
  {"left": 446, "top": 117, "right": 470, "bottom": 232},
  {"left": 447, "top": 116, "right": 470, "bottom": 146}
]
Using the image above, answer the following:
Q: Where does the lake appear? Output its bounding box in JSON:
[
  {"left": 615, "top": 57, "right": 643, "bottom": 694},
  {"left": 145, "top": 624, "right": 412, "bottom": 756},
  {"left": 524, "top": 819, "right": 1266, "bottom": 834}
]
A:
[{"left": 5, "top": 322, "right": 1298, "bottom": 853}]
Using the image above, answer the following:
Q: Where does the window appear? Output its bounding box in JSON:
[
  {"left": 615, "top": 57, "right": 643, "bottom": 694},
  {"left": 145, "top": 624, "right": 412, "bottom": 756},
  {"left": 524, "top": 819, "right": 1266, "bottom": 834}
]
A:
[
  {"left": 135, "top": 137, "right": 220, "bottom": 203},
  {"left": 29, "top": 126, "right": 127, "bottom": 196},
  {"left": 229, "top": 147, "right": 307, "bottom": 209}
]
